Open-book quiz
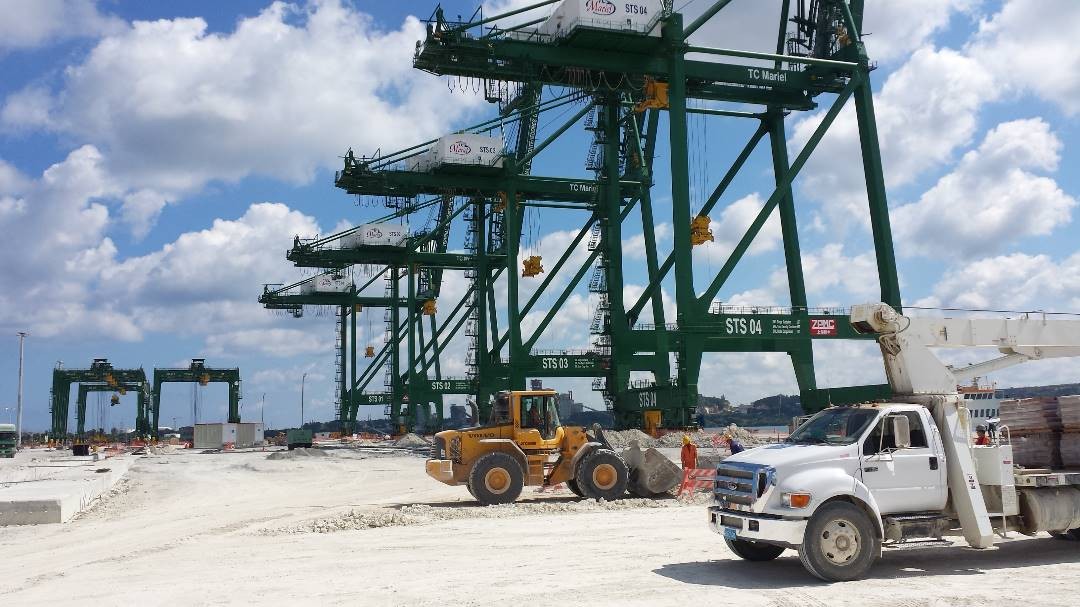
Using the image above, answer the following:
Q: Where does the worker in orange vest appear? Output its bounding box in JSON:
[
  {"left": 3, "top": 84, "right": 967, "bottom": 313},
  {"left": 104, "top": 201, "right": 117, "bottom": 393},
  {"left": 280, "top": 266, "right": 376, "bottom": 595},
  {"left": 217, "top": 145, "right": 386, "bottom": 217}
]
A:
[{"left": 681, "top": 434, "right": 698, "bottom": 469}]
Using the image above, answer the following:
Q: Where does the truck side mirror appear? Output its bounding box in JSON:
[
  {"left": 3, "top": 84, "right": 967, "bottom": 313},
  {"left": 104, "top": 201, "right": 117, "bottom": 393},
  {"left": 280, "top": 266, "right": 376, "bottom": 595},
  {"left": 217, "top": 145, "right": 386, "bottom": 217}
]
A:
[{"left": 891, "top": 415, "right": 911, "bottom": 449}]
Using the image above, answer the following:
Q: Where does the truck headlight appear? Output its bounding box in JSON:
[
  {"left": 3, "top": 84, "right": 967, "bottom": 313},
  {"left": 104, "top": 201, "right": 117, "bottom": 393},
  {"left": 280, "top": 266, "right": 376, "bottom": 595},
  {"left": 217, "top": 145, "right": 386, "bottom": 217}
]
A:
[{"left": 782, "top": 492, "right": 812, "bottom": 509}]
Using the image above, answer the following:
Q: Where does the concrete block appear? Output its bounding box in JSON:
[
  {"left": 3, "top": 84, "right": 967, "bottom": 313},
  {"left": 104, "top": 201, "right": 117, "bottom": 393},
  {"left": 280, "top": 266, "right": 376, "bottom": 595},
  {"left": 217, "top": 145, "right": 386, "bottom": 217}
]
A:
[{"left": 0, "top": 456, "right": 132, "bottom": 525}]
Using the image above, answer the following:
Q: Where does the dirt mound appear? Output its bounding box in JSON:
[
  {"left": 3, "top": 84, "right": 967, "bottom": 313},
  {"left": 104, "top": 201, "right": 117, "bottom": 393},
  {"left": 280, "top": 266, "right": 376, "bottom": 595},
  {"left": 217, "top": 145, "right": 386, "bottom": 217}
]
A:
[
  {"left": 604, "top": 429, "right": 656, "bottom": 449},
  {"left": 265, "top": 494, "right": 708, "bottom": 535},
  {"left": 392, "top": 433, "right": 430, "bottom": 448},
  {"left": 266, "top": 448, "right": 329, "bottom": 460},
  {"left": 721, "top": 424, "right": 762, "bottom": 446}
]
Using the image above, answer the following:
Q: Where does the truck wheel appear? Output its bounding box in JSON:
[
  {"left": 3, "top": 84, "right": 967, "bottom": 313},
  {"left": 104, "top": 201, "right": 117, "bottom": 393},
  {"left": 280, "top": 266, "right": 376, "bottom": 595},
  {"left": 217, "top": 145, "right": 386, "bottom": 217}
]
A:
[
  {"left": 725, "top": 538, "right": 786, "bottom": 561},
  {"left": 566, "top": 480, "right": 584, "bottom": 497},
  {"left": 1052, "top": 529, "right": 1080, "bottom": 541},
  {"left": 798, "top": 501, "right": 880, "bottom": 582},
  {"left": 468, "top": 452, "right": 524, "bottom": 506},
  {"left": 575, "top": 449, "right": 628, "bottom": 501}
]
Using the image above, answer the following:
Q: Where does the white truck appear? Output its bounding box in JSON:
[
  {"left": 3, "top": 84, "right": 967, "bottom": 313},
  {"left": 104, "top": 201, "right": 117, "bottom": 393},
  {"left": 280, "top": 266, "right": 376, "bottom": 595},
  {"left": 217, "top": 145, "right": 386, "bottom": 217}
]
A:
[{"left": 708, "top": 303, "right": 1080, "bottom": 581}]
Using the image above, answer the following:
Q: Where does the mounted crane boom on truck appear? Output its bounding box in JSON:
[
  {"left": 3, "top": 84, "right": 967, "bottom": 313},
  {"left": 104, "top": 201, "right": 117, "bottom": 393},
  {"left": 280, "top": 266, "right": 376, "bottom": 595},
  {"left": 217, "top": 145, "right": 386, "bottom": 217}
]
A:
[{"left": 707, "top": 303, "right": 1080, "bottom": 581}]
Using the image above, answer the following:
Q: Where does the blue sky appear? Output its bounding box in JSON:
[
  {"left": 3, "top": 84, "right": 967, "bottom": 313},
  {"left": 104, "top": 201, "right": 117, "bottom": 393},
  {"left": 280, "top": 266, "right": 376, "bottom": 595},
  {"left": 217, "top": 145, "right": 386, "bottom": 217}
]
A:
[{"left": 1, "top": 0, "right": 1078, "bottom": 432}]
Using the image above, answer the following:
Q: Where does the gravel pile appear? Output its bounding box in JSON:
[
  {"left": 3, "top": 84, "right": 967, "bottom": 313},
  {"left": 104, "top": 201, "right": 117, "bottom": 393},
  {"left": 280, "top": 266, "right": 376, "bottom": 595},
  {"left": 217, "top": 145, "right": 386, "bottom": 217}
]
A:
[
  {"left": 602, "top": 425, "right": 763, "bottom": 450},
  {"left": 392, "top": 433, "right": 431, "bottom": 448},
  {"left": 265, "top": 495, "right": 708, "bottom": 535},
  {"left": 604, "top": 429, "right": 656, "bottom": 448},
  {"left": 266, "top": 448, "right": 329, "bottom": 460}
]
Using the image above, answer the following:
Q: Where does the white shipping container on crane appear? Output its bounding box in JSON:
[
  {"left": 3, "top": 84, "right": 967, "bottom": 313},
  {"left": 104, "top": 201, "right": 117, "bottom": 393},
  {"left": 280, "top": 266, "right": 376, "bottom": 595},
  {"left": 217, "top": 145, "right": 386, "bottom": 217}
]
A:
[
  {"left": 340, "top": 224, "right": 409, "bottom": 248},
  {"left": 300, "top": 275, "right": 354, "bottom": 294},
  {"left": 407, "top": 133, "right": 504, "bottom": 172},
  {"left": 539, "top": 0, "right": 664, "bottom": 39}
]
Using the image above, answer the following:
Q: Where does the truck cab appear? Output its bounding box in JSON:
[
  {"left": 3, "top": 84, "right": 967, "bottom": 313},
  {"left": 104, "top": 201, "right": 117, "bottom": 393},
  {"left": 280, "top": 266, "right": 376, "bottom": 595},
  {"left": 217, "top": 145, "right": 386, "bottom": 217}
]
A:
[
  {"left": 706, "top": 303, "right": 1080, "bottom": 581},
  {"left": 709, "top": 403, "right": 952, "bottom": 580},
  {"left": 0, "top": 423, "right": 16, "bottom": 458}
]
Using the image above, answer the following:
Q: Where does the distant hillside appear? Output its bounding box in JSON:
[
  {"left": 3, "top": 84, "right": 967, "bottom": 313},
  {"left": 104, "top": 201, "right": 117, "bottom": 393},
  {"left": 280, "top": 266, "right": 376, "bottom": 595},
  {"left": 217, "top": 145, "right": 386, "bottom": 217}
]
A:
[{"left": 998, "top": 383, "right": 1080, "bottom": 399}]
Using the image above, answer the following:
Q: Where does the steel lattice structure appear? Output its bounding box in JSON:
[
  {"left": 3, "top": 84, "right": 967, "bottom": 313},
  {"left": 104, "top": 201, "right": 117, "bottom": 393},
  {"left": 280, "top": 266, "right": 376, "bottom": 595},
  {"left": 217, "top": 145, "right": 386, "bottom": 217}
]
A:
[
  {"left": 49, "top": 358, "right": 151, "bottom": 438},
  {"left": 264, "top": 0, "right": 901, "bottom": 432}
]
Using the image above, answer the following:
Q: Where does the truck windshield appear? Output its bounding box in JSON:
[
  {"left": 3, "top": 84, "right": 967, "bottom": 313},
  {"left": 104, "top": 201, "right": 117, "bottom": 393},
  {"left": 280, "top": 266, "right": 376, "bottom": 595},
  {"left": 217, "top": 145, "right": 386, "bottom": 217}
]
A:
[{"left": 787, "top": 408, "right": 879, "bottom": 445}]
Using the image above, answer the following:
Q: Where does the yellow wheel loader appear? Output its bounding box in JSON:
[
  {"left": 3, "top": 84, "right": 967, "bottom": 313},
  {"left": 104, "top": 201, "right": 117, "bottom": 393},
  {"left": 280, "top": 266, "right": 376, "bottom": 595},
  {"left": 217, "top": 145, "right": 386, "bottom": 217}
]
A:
[{"left": 425, "top": 389, "right": 681, "bottom": 505}]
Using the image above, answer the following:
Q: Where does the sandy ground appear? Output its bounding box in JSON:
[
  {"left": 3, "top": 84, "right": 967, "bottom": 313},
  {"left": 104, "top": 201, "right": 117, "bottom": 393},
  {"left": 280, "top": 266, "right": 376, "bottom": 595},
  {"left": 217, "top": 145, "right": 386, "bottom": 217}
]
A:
[{"left": 1, "top": 447, "right": 1078, "bottom": 606}]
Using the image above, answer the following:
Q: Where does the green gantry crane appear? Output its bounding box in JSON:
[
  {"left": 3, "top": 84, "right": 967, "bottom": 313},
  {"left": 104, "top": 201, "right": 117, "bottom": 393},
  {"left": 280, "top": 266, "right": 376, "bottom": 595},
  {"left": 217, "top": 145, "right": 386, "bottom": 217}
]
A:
[
  {"left": 271, "top": 0, "right": 901, "bottom": 430},
  {"left": 75, "top": 381, "right": 149, "bottom": 438},
  {"left": 260, "top": 271, "right": 417, "bottom": 434},
  {"left": 49, "top": 359, "right": 152, "bottom": 438},
  {"left": 272, "top": 177, "right": 484, "bottom": 434},
  {"left": 151, "top": 359, "right": 241, "bottom": 437}
]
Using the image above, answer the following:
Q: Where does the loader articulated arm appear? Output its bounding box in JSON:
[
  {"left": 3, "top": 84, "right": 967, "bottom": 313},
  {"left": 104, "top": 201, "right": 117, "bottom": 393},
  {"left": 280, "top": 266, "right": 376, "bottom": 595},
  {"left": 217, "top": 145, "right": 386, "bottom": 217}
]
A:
[{"left": 850, "top": 303, "right": 1080, "bottom": 396}]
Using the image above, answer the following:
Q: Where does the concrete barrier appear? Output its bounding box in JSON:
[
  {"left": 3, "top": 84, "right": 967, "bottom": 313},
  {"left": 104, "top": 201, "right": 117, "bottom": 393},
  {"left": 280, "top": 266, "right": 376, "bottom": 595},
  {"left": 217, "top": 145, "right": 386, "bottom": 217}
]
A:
[{"left": 0, "top": 456, "right": 132, "bottom": 525}]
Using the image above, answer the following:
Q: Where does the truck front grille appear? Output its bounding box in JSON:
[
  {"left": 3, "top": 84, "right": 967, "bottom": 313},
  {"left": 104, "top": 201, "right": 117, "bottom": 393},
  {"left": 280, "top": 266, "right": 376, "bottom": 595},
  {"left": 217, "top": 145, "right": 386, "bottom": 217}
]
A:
[
  {"left": 430, "top": 437, "right": 445, "bottom": 460},
  {"left": 715, "top": 462, "right": 769, "bottom": 507}
]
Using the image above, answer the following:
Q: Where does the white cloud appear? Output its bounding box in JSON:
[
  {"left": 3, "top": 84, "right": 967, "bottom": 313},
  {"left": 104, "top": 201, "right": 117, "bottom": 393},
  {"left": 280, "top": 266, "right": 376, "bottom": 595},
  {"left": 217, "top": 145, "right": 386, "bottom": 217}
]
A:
[
  {"left": 699, "top": 353, "right": 798, "bottom": 404},
  {"left": 968, "top": 0, "right": 1080, "bottom": 116},
  {"left": 120, "top": 189, "right": 171, "bottom": 240},
  {"left": 623, "top": 222, "right": 671, "bottom": 261},
  {"left": 916, "top": 252, "right": 1080, "bottom": 312},
  {"left": 0, "top": 0, "right": 123, "bottom": 51},
  {"left": 2, "top": 0, "right": 483, "bottom": 231},
  {"left": 0, "top": 149, "right": 319, "bottom": 342},
  {"left": 0, "top": 86, "right": 55, "bottom": 131},
  {"left": 790, "top": 46, "right": 996, "bottom": 232},
  {"left": 697, "top": 193, "right": 782, "bottom": 265},
  {"left": 893, "top": 119, "right": 1076, "bottom": 259},
  {"left": 0, "top": 146, "right": 116, "bottom": 336},
  {"left": 205, "top": 328, "right": 329, "bottom": 358},
  {"left": 0, "top": 158, "right": 29, "bottom": 195},
  {"left": 251, "top": 364, "right": 328, "bottom": 387},
  {"left": 802, "top": 244, "right": 879, "bottom": 303},
  {"left": 862, "top": 0, "right": 979, "bottom": 63},
  {"left": 101, "top": 202, "right": 318, "bottom": 313}
]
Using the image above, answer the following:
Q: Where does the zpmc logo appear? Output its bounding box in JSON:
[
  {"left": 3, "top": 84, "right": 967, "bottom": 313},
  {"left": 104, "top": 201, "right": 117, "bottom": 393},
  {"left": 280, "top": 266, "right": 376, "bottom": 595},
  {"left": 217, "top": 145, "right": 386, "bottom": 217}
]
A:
[
  {"left": 449, "top": 141, "right": 472, "bottom": 155},
  {"left": 585, "top": 0, "right": 616, "bottom": 16}
]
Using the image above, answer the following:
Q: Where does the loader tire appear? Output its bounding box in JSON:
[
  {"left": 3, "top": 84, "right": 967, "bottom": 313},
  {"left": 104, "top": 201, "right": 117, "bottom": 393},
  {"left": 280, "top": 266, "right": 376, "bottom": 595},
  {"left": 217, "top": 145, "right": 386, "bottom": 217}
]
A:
[
  {"left": 725, "top": 538, "right": 786, "bottom": 561},
  {"left": 575, "top": 449, "right": 628, "bottom": 501},
  {"left": 566, "top": 480, "right": 584, "bottom": 497},
  {"left": 468, "top": 452, "right": 524, "bottom": 506},
  {"left": 798, "top": 501, "right": 880, "bottom": 582}
]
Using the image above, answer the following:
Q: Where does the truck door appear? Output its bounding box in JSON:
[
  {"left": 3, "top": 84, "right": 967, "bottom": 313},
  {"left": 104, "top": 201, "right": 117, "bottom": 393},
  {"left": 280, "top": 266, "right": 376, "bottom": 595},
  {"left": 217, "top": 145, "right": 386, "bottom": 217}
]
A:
[{"left": 860, "top": 410, "right": 948, "bottom": 514}]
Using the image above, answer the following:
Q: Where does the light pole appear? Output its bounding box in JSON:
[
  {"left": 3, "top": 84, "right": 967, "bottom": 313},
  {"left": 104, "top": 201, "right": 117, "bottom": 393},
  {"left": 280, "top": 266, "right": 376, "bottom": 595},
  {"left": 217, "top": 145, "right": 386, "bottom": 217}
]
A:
[
  {"left": 300, "top": 373, "right": 307, "bottom": 428},
  {"left": 261, "top": 393, "right": 266, "bottom": 427},
  {"left": 16, "top": 332, "right": 28, "bottom": 449}
]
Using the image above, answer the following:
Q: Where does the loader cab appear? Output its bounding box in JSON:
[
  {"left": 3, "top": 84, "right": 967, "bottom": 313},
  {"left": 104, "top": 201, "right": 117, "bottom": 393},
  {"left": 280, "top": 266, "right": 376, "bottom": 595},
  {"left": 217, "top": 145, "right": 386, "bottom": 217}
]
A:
[{"left": 493, "top": 390, "right": 564, "bottom": 450}]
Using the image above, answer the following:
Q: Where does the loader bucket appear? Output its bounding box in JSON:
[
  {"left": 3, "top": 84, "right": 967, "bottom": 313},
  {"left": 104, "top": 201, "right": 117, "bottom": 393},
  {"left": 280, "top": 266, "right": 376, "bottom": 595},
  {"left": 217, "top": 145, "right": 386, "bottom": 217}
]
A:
[{"left": 622, "top": 440, "right": 682, "bottom": 497}]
